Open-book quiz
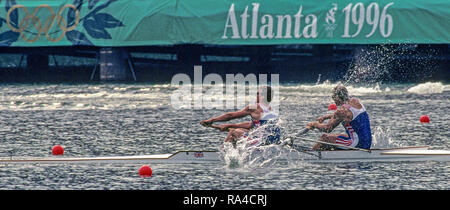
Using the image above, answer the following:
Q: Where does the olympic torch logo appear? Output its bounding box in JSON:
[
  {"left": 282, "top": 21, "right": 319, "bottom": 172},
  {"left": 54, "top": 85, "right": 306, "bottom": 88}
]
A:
[
  {"left": 6, "top": 4, "right": 80, "bottom": 42},
  {"left": 324, "top": 3, "right": 338, "bottom": 38}
]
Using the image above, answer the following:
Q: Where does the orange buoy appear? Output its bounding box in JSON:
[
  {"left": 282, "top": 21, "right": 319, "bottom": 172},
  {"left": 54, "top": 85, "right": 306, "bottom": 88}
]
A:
[
  {"left": 52, "top": 145, "right": 64, "bottom": 155},
  {"left": 420, "top": 115, "right": 430, "bottom": 123},
  {"left": 139, "top": 165, "right": 152, "bottom": 177},
  {"left": 328, "top": 104, "right": 337, "bottom": 111}
]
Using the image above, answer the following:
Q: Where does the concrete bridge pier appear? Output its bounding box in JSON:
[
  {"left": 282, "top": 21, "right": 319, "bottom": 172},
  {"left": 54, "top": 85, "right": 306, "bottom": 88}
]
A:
[{"left": 97, "top": 47, "right": 136, "bottom": 81}]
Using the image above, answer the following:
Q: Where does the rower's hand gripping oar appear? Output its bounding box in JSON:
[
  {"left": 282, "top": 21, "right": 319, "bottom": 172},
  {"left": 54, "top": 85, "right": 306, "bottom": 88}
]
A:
[
  {"left": 200, "top": 120, "right": 213, "bottom": 127},
  {"left": 200, "top": 121, "right": 234, "bottom": 132},
  {"left": 297, "top": 127, "right": 311, "bottom": 135}
]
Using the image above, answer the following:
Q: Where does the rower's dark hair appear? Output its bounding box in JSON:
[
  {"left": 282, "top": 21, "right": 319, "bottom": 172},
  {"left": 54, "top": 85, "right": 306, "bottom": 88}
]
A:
[
  {"left": 260, "top": 86, "right": 273, "bottom": 103},
  {"left": 332, "top": 85, "right": 349, "bottom": 101}
]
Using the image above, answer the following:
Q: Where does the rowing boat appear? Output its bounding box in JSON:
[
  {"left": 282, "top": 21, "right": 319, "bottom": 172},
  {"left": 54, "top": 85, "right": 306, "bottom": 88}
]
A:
[{"left": 0, "top": 146, "right": 449, "bottom": 164}]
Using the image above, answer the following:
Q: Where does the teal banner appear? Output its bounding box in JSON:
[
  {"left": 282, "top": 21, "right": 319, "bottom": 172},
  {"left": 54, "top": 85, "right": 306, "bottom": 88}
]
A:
[{"left": 0, "top": 0, "right": 449, "bottom": 46}]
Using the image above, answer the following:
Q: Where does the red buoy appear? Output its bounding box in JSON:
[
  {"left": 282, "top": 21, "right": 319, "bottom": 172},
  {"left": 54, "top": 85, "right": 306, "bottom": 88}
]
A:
[
  {"left": 139, "top": 165, "right": 152, "bottom": 177},
  {"left": 52, "top": 145, "right": 64, "bottom": 155},
  {"left": 328, "top": 104, "right": 337, "bottom": 111},
  {"left": 420, "top": 115, "right": 430, "bottom": 123}
]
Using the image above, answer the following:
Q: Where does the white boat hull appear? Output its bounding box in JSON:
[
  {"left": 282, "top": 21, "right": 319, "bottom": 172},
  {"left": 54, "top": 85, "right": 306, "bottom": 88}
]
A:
[
  {"left": 301, "top": 147, "right": 450, "bottom": 163},
  {"left": 0, "top": 146, "right": 449, "bottom": 164}
]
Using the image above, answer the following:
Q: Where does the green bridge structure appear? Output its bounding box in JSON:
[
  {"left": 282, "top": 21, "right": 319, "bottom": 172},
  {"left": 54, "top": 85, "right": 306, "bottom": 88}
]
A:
[{"left": 0, "top": 0, "right": 448, "bottom": 82}]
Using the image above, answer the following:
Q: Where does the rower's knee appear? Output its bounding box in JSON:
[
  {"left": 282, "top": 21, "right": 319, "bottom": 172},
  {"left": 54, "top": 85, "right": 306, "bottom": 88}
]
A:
[
  {"left": 320, "top": 133, "right": 336, "bottom": 143},
  {"left": 230, "top": 129, "right": 240, "bottom": 138},
  {"left": 225, "top": 130, "right": 235, "bottom": 142},
  {"left": 230, "top": 129, "right": 246, "bottom": 140}
]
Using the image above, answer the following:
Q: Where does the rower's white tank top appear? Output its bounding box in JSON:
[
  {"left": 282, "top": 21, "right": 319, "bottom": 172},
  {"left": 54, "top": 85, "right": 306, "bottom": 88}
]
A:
[{"left": 258, "top": 103, "right": 278, "bottom": 121}]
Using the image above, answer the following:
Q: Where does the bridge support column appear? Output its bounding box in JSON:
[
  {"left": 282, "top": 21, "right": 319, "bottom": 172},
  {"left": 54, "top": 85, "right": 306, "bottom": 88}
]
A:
[{"left": 98, "top": 47, "right": 136, "bottom": 81}]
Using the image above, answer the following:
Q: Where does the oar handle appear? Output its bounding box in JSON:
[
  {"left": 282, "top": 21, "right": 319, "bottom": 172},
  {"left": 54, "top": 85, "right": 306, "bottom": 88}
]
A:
[{"left": 298, "top": 127, "right": 310, "bottom": 135}]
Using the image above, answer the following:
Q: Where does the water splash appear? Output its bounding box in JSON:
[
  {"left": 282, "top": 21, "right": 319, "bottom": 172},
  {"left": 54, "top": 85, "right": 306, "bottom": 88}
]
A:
[
  {"left": 218, "top": 118, "right": 318, "bottom": 170},
  {"left": 344, "top": 45, "right": 439, "bottom": 84},
  {"left": 219, "top": 120, "right": 288, "bottom": 169},
  {"left": 372, "top": 126, "right": 402, "bottom": 148}
]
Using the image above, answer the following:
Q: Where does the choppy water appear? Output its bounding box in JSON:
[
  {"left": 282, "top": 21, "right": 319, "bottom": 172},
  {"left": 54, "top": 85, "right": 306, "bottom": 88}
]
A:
[{"left": 0, "top": 81, "right": 448, "bottom": 190}]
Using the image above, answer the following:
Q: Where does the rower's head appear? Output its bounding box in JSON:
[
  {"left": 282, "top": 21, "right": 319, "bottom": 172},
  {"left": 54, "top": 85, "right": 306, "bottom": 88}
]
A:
[
  {"left": 257, "top": 86, "right": 273, "bottom": 104},
  {"left": 332, "top": 85, "right": 349, "bottom": 106}
]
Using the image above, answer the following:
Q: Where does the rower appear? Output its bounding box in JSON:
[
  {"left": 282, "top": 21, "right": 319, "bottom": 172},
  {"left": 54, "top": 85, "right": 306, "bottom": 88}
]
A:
[
  {"left": 306, "top": 85, "right": 372, "bottom": 150},
  {"left": 200, "top": 86, "right": 280, "bottom": 146}
]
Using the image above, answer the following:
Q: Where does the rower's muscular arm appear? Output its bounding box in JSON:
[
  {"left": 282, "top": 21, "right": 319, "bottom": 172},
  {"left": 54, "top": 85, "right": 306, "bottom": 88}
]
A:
[
  {"left": 211, "top": 106, "right": 252, "bottom": 122},
  {"left": 201, "top": 106, "right": 252, "bottom": 125},
  {"left": 316, "top": 114, "right": 334, "bottom": 123},
  {"left": 308, "top": 110, "right": 344, "bottom": 133}
]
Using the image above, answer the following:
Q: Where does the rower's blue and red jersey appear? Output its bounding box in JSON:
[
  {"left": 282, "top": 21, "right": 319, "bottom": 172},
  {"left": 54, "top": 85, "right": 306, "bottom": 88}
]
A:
[{"left": 336, "top": 100, "right": 372, "bottom": 149}]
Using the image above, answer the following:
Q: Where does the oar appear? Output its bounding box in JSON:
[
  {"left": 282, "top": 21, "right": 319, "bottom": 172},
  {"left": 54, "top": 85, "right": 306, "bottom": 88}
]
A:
[
  {"left": 297, "top": 127, "right": 310, "bottom": 136},
  {"left": 281, "top": 127, "right": 325, "bottom": 157}
]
